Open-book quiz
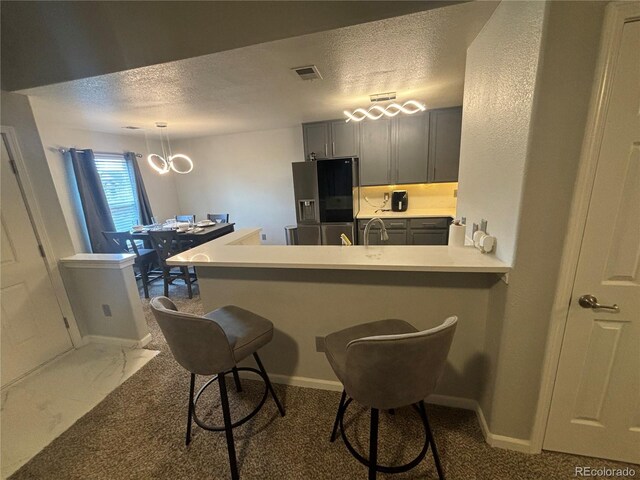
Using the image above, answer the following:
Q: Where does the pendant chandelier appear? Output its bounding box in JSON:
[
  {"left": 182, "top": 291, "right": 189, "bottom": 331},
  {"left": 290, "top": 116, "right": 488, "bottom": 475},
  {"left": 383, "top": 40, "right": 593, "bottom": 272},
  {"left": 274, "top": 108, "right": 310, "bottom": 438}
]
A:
[
  {"left": 147, "top": 122, "right": 193, "bottom": 174},
  {"left": 344, "top": 98, "right": 426, "bottom": 123}
]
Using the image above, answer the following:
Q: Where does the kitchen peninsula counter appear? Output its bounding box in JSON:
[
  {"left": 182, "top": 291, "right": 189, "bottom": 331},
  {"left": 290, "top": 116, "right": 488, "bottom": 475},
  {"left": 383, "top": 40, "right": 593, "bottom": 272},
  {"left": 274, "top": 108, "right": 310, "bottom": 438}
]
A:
[
  {"left": 166, "top": 227, "right": 508, "bottom": 408},
  {"left": 167, "top": 228, "right": 508, "bottom": 273}
]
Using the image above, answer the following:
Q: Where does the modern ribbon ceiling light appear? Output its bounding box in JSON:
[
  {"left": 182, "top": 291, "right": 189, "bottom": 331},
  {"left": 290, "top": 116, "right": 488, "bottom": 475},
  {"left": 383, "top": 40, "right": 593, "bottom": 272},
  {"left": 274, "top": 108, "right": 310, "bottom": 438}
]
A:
[
  {"left": 344, "top": 94, "right": 426, "bottom": 122},
  {"left": 147, "top": 122, "right": 193, "bottom": 175}
]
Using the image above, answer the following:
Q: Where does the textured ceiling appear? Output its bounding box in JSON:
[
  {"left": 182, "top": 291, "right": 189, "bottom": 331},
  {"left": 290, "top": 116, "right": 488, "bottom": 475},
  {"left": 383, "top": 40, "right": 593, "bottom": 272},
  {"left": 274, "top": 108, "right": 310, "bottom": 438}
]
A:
[{"left": 24, "top": 2, "right": 498, "bottom": 139}]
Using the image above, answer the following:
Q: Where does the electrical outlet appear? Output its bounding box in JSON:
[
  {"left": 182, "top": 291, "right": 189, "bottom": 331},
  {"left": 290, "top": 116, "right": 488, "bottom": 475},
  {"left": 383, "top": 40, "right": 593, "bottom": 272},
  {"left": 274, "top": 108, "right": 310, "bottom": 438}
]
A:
[
  {"left": 383, "top": 192, "right": 390, "bottom": 202},
  {"left": 315, "top": 336, "right": 325, "bottom": 352},
  {"left": 261, "top": 234, "right": 267, "bottom": 241},
  {"left": 102, "top": 304, "right": 112, "bottom": 317}
]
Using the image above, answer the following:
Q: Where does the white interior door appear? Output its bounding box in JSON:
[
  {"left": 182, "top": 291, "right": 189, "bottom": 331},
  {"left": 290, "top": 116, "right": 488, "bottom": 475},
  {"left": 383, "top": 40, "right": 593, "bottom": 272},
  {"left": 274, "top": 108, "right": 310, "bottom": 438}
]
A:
[
  {"left": 1, "top": 136, "right": 73, "bottom": 387},
  {"left": 544, "top": 17, "right": 640, "bottom": 464}
]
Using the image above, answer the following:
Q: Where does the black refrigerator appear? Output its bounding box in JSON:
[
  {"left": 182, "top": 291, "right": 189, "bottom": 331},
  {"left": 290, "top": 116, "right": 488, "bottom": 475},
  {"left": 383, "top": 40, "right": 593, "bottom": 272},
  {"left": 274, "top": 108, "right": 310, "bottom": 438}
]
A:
[{"left": 292, "top": 157, "right": 360, "bottom": 245}]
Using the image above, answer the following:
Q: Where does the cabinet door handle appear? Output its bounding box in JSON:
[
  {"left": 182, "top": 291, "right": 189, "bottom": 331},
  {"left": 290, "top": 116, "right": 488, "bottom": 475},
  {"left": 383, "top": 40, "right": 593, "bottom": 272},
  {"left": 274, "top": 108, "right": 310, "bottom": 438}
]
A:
[
  {"left": 389, "top": 222, "right": 404, "bottom": 227},
  {"left": 325, "top": 144, "right": 328, "bottom": 157},
  {"left": 332, "top": 142, "right": 335, "bottom": 157},
  {"left": 422, "top": 223, "right": 437, "bottom": 227}
]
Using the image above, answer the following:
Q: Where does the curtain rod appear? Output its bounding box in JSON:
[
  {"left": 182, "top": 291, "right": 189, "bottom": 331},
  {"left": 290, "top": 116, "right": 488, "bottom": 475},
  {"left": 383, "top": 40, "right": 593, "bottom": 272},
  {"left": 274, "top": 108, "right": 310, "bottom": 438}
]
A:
[{"left": 57, "top": 147, "right": 143, "bottom": 158}]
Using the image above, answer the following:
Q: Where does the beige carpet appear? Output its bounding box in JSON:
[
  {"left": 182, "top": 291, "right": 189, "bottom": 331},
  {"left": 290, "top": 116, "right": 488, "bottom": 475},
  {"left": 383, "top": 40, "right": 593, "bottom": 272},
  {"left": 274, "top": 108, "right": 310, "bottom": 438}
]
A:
[{"left": 10, "top": 283, "right": 638, "bottom": 479}]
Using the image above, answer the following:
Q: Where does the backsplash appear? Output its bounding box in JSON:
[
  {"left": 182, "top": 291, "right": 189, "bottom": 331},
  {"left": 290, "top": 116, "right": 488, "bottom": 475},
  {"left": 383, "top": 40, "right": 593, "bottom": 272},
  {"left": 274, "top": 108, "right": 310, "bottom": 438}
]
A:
[{"left": 359, "top": 183, "right": 458, "bottom": 210}]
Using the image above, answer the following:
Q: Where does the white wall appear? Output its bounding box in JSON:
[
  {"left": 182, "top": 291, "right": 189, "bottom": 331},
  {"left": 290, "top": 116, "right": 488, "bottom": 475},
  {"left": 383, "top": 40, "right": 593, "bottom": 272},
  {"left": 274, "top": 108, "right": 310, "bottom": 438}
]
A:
[
  {"left": 171, "top": 127, "right": 303, "bottom": 244},
  {"left": 456, "top": 1, "right": 546, "bottom": 265},
  {"left": 29, "top": 96, "right": 180, "bottom": 252},
  {"left": 456, "top": 0, "right": 606, "bottom": 444}
]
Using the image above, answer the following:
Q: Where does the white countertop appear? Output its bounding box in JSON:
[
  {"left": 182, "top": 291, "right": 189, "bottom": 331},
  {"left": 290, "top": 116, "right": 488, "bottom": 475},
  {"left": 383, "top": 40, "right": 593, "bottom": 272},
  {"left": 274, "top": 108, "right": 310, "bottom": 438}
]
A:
[
  {"left": 167, "top": 228, "right": 509, "bottom": 274},
  {"left": 356, "top": 207, "right": 456, "bottom": 220},
  {"left": 60, "top": 253, "right": 136, "bottom": 269}
]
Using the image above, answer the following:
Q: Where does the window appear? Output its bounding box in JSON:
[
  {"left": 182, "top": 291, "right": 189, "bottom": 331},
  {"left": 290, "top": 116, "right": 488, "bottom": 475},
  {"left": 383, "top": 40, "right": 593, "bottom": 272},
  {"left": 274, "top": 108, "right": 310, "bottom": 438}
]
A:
[{"left": 94, "top": 154, "right": 140, "bottom": 232}]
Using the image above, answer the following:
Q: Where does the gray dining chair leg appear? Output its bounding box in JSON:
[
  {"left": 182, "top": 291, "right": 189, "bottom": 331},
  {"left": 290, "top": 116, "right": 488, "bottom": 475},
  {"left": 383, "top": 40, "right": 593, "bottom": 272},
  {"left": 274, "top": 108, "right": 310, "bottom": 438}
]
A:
[
  {"left": 140, "top": 264, "right": 150, "bottom": 299},
  {"left": 330, "top": 390, "right": 347, "bottom": 442},
  {"left": 253, "top": 353, "right": 285, "bottom": 416},
  {"left": 218, "top": 373, "right": 239, "bottom": 480},
  {"left": 369, "top": 408, "right": 379, "bottom": 480},
  {"left": 163, "top": 269, "right": 170, "bottom": 297},
  {"left": 421, "top": 401, "right": 445, "bottom": 480},
  {"left": 182, "top": 266, "right": 193, "bottom": 299},
  {"left": 232, "top": 367, "right": 243, "bottom": 392},
  {"left": 186, "top": 373, "right": 195, "bottom": 446}
]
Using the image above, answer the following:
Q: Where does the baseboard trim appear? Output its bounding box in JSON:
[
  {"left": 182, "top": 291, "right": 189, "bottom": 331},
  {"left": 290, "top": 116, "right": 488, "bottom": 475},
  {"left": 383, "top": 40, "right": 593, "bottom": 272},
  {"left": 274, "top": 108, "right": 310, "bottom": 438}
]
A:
[
  {"left": 261, "top": 373, "right": 344, "bottom": 392},
  {"left": 250, "top": 373, "right": 536, "bottom": 453},
  {"left": 431, "top": 394, "right": 534, "bottom": 454},
  {"left": 83, "top": 333, "right": 152, "bottom": 349}
]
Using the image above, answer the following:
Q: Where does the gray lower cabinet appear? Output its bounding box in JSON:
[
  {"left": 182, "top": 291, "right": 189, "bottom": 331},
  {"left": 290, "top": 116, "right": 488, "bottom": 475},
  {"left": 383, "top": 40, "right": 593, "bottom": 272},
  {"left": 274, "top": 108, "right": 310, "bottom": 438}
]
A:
[
  {"left": 408, "top": 230, "right": 448, "bottom": 245},
  {"left": 357, "top": 217, "right": 451, "bottom": 245},
  {"left": 428, "top": 107, "right": 462, "bottom": 183}
]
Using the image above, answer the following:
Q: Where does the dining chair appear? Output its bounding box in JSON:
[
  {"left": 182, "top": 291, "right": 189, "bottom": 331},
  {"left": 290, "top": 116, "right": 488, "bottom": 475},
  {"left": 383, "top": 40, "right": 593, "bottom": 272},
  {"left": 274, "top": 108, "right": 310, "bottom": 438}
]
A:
[
  {"left": 147, "top": 230, "right": 197, "bottom": 299},
  {"left": 102, "top": 231, "right": 159, "bottom": 298},
  {"left": 207, "top": 213, "right": 229, "bottom": 223},
  {"left": 324, "top": 316, "right": 458, "bottom": 480},
  {"left": 176, "top": 214, "right": 196, "bottom": 223},
  {"left": 150, "top": 296, "right": 285, "bottom": 480}
]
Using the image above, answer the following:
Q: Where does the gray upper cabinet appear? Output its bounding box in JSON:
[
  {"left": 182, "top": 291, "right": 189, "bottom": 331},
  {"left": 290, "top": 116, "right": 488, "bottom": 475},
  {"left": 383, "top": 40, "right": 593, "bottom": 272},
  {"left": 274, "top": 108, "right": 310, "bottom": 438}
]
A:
[
  {"left": 330, "top": 120, "right": 358, "bottom": 158},
  {"left": 302, "top": 106, "right": 461, "bottom": 185},
  {"left": 359, "top": 118, "right": 392, "bottom": 186},
  {"left": 303, "top": 122, "right": 330, "bottom": 160},
  {"left": 302, "top": 120, "right": 358, "bottom": 161},
  {"left": 428, "top": 107, "right": 462, "bottom": 183},
  {"left": 395, "top": 112, "right": 429, "bottom": 184}
]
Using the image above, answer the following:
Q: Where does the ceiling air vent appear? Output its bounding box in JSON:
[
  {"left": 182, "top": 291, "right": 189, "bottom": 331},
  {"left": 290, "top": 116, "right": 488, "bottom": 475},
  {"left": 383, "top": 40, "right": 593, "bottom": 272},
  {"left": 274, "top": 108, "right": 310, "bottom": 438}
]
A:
[{"left": 292, "top": 65, "right": 322, "bottom": 81}]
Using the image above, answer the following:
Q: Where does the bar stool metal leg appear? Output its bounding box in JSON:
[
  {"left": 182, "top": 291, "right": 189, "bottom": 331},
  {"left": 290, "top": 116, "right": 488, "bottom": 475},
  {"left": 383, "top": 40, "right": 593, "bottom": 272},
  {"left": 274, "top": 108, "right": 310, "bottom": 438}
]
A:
[
  {"left": 232, "top": 367, "right": 243, "bottom": 392},
  {"left": 330, "top": 390, "right": 347, "bottom": 442},
  {"left": 369, "top": 408, "right": 379, "bottom": 480},
  {"left": 218, "top": 374, "right": 239, "bottom": 480},
  {"left": 186, "top": 373, "right": 195, "bottom": 446},
  {"left": 253, "top": 353, "right": 285, "bottom": 417},
  {"left": 420, "top": 401, "right": 445, "bottom": 480}
]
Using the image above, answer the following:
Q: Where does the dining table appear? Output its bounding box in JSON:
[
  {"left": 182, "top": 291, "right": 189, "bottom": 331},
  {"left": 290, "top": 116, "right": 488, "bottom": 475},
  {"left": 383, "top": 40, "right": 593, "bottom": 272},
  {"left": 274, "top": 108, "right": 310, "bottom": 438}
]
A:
[{"left": 132, "top": 222, "right": 235, "bottom": 249}]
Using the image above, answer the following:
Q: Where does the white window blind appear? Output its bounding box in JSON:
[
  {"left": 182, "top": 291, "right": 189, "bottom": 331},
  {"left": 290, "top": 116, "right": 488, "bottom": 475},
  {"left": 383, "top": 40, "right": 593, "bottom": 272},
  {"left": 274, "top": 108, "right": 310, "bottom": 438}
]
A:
[{"left": 94, "top": 154, "right": 140, "bottom": 232}]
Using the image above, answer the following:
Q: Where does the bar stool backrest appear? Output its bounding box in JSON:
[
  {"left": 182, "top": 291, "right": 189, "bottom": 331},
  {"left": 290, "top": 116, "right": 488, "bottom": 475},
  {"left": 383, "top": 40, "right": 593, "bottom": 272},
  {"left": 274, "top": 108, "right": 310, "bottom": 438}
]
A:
[
  {"left": 150, "top": 296, "right": 235, "bottom": 375},
  {"left": 345, "top": 316, "right": 458, "bottom": 410}
]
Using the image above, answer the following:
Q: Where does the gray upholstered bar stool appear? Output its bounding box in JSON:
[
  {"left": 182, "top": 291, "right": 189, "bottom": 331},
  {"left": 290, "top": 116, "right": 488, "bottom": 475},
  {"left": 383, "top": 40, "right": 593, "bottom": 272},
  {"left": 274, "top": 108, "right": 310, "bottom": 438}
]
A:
[
  {"left": 150, "top": 297, "right": 285, "bottom": 480},
  {"left": 324, "top": 316, "right": 458, "bottom": 480}
]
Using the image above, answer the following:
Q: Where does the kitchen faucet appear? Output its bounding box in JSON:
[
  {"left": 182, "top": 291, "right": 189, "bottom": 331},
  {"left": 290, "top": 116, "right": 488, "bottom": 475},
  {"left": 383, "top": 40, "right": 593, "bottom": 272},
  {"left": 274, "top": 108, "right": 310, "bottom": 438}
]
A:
[{"left": 363, "top": 217, "right": 389, "bottom": 246}]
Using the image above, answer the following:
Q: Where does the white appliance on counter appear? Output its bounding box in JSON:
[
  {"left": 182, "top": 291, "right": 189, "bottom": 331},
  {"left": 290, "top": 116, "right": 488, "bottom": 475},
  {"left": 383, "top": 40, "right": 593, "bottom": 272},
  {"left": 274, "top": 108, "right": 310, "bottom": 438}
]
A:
[{"left": 292, "top": 157, "right": 360, "bottom": 245}]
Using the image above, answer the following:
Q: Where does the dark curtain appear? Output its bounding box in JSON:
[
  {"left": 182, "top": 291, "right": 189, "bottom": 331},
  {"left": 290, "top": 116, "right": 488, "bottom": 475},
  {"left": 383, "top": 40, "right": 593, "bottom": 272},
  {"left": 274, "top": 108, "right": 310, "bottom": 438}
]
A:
[
  {"left": 126, "top": 152, "right": 154, "bottom": 225},
  {"left": 68, "top": 148, "right": 115, "bottom": 253}
]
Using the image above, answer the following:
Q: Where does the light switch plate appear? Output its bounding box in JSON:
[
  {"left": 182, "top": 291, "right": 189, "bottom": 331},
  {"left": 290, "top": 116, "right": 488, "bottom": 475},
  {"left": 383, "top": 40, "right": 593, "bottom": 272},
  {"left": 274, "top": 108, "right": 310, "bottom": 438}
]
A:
[
  {"left": 261, "top": 234, "right": 267, "bottom": 241},
  {"left": 102, "top": 304, "right": 112, "bottom": 317}
]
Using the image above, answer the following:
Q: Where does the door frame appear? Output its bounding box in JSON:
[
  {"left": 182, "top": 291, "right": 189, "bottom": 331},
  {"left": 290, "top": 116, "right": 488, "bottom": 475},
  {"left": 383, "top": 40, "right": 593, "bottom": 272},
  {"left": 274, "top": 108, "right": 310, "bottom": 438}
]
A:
[
  {"left": 0, "top": 125, "right": 83, "bottom": 349},
  {"left": 530, "top": 2, "right": 640, "bottom": 454}
]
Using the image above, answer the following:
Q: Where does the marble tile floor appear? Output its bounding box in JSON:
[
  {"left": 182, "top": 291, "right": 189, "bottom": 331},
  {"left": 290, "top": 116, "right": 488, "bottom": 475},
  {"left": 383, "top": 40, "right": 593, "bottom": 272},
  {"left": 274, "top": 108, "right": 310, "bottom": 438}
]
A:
[{"left": 0, "top": 342, "right": 159, "bottom": 478}]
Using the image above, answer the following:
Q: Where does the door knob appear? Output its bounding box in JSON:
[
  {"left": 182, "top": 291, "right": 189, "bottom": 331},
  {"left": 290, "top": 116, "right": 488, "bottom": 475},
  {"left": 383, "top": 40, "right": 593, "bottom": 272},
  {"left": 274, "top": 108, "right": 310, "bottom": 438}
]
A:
[{"left": 578, "top": 294, "right": 620, "bottom": 312}]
